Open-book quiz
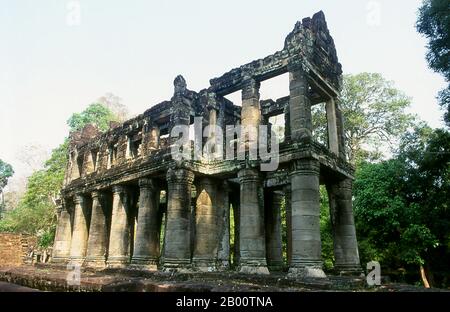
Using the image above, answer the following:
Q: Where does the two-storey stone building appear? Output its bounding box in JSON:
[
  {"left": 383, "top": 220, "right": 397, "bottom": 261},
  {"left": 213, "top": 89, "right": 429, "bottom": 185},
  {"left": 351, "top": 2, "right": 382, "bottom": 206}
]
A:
[{"left": 52, "top": 11, "right": 361, "bottom": 278}]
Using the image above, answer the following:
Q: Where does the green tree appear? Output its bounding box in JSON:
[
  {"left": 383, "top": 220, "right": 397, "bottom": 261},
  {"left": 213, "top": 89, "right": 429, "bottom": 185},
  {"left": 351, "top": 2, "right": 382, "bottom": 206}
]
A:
[
  {"left": 0, "top": 103, "right": 122, "bottom": 246},
  {"left": 67, "top": 103, "right": 119, "bottom": 132},
  {"left": 353, "top": 125, "right": 450, "bottom": 288},
  {"left": 416, "top": 0, "right": 450, "bottom": 125},
  {"left": 0, "top": 159, "right": 14, "bottom": 217},
  {"left": 0, "top": 159, "right": 14, "bottom": 190},
  {"left": 312, "top": 73, "right": 414, "bottom": 164}
]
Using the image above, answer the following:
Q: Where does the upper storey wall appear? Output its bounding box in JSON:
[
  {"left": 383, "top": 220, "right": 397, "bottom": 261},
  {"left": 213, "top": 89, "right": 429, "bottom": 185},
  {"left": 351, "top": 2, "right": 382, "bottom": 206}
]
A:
[
  {"left": 209, "top": 11, "right": 342, "bottom": 97},
  {"left": 63, "top": 77, "right": 241, "bottom": 185},
  {"left": 63, "top": 11, "right": 345, "bottom": 187}
]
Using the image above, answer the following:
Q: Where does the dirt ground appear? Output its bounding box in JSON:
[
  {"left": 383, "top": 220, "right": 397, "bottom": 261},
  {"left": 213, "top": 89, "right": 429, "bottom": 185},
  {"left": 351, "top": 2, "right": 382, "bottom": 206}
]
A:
[{"left": 0, "top": 264, "right": 444, "bottom": 292}]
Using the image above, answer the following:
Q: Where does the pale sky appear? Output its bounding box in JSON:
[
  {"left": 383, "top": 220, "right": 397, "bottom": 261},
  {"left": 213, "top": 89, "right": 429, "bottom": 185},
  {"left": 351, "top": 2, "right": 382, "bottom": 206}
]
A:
[{"left": 0, "top": 0, "right": 447, "bottom": 185}]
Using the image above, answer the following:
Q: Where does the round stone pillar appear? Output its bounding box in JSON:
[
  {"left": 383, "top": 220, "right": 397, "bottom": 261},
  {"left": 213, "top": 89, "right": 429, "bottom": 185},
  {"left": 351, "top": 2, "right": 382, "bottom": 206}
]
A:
[
  {"left": 163, "top": 168, "right": 195, "bottom": 269},
  {"left": 283, "top": 184, "right": 293, "bottom": 266},
  {"left": 85, "top": 191, "right": 109, "bottom": 267},
  {"left": 265, "top": 191, "right": 284, "bottom": 271},
  {"left": 107, "top": 185, "right": 131, "bottom": 268},
  {"left": 327, "top": 179, "right": 362, "bottom": 274},
  {"left": 193, "top": 178, "right": 219, "bottom": 271},
  {"left": 52, "top": 198, "right": 73, "bottom": 263},
  {"left": 237, "top": 168, "right": 269, "bottom": 275},
  {"left": 288, "top": 159, "right": 326, "bottom": 278},
  {"left": 132, "top": 178, "right": 160, "bottom": 269},
  {"left": 69, "top": 194, "right": 90, "bottom": 264},
  {"left": 288, "top": 63, "right": 312, "bottom": 142},
  {"left": 241, "top": 78, "right": 261, "bottom": 151},
  {"left": 217, "top": 181, "right": 230, "bottom": 270}
]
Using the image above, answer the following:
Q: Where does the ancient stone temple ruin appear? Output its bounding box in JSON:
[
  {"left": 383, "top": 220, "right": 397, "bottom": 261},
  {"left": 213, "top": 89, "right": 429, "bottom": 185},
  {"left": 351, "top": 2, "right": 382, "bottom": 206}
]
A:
[{"left": 52, "top": 11, "right": 361, "bottom": 278}]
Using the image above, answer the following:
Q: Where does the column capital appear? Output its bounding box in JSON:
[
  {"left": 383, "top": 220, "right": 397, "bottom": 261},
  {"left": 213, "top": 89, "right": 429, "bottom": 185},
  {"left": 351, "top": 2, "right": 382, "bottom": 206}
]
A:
[
  {"left": 167, "top": 168, "right": 194, "bottom": 185},
  {"left": 73, "top": 193, "right": 85, "bottom": 205},
  {"left": 331, "top": 178, "right": 353, "bottom": 201},
  {"left": 139, "top": 177, "right": 157, "bottom": 190},
  {"left": 289, "top": 159, "right": 320, "bottom": 176},
  {"left": 91, "top": 190, "right": 106, "bottom": 201},
  {"left": 338, "top": 178, "right": 353, "bottom": 189},
  {"left": 241, "top": 78, "right": 260, "bottom": 100},
  {"left": 112, "top": 185, "right": 127, "bottom": 195},
  {"left": 237, "top": 168, "right": 260, "bottom": 184}
]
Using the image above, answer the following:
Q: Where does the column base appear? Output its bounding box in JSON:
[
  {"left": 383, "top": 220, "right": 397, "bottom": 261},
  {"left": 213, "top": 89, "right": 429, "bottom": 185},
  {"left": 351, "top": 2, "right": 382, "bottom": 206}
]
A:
[
  {"left": 192, "top": 258, "right": 217, "bottom": 272},
  {"left": 216, "top": 260, "right": 230, "bottom": 271},
  {"left": 239, "top": 265, "right": 270, "bottom": 275},
  {"left": 267, "top": 260, "right": 284, "bottom": 272},
  {"left": 107, "top": 256, "right": 130, "bottom": 268},
  {"left": 288, "top": 265, "right": 327, "bottom": 279},
  {"left": 130, "top": 256, "right": 158, "bottom": 271},
  {"left": 85, "top": 256, "right": 107, "bottom": 268},
  {"left": 238, "top": 259, "right": 269, "bottom": 275},
  {"left": 334, "top": 263, "right": 363, "bottom": 276},
  {"left": 69, "top": 256, "right": 86, "bottom": 265},
  {"left": 162, "top": 258, "right": 192, "bottom": 272},
  {"left": 51, "top": 256, "right": 70, "bottom": 264},
  {"left": 129, "top": 264, "right": 158, "bottom": 271}
]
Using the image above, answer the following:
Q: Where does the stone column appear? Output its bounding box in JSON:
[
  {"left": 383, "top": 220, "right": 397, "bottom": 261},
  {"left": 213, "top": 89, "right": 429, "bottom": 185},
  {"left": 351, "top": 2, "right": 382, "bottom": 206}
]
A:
[
  {"left": 169, "top": 75, "right": 191, "bottom": 146},
  {"left": 217, "top": 181, "right": 230, "bottom": 270},
  {"left": 335, "top": 98, "right": 346, "bottom": 160},
  {"left": 230, "top": 193, "right": 240, "bottom": 266},
  {"left": 327, "top": 179, "right": 361, "bottom": 274},
  {"left": 163, "top": 168, "right": 195, "bottom": 268},
  {"left": 132, "top": 178, "right": 160, "bottom": 269},
  {"left": 288, "top": 159, "right": 325, "bottom": 278},
  {"left": 149, "top": 126, "right": 160, "bottom": 151},
  {"left": 237, "top": 168, "right": 269, "bottom": 274},
  {"left": 193, "top": 178, "right": 219, "bottom": 270},
  {"left": 284, "top": 102, "right": 291, "bottom": 142},
  {"left": 69, "top": 194, "right": 90, "bottom": 264},
  {"left": 265, "top": 191, "right": 283, "bottom": 271},
  {"left": 107, "top": 185, "right": 131, "bottom": 267},
  {"left": 85, "top": 191, "right": 109, "bottom": 267},
  {"left": 52, "top": 198, "right": 73, "bottom": 263},
  {"left": 326, "top": 98, "right": 339, "bottom": 155},
  {"left": 241, "top": 78, "right": 261, "bottom": 150},
  {"left": 205, "top": 99, "right": 220, "bottom": 159},
  {"left": 283, "top": 185, "right": 293, "bottom": 266},
  {"left": 289, "top": 63, "right": 312, "bottom": 141}
]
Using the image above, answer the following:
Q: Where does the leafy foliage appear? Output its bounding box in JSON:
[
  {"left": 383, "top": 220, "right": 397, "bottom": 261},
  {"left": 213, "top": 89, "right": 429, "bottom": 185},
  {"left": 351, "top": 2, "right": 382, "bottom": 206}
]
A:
[
  {"left": 0, "top": 159, "right": 14, "bottom": 190},
  {"left": 312, "top": 73, "right": 414, "bottom": 164},
  {"left": 0, "top": 103, "right": 121, "bottom": 246},
  {"left": 67, "top": 103, "right": 118, "bottom": 132},
  {"left": 0, "top": 159, "right": 14, "bottom": 217},
  {"left": 353, "top": 125, "right": 450, "bottom": 287},
  {"left": 417, "top": 0, "right": 450, "bottom": 81},
  {"left": 416, "top": 0, "right": 450, "bottom": 125}
]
